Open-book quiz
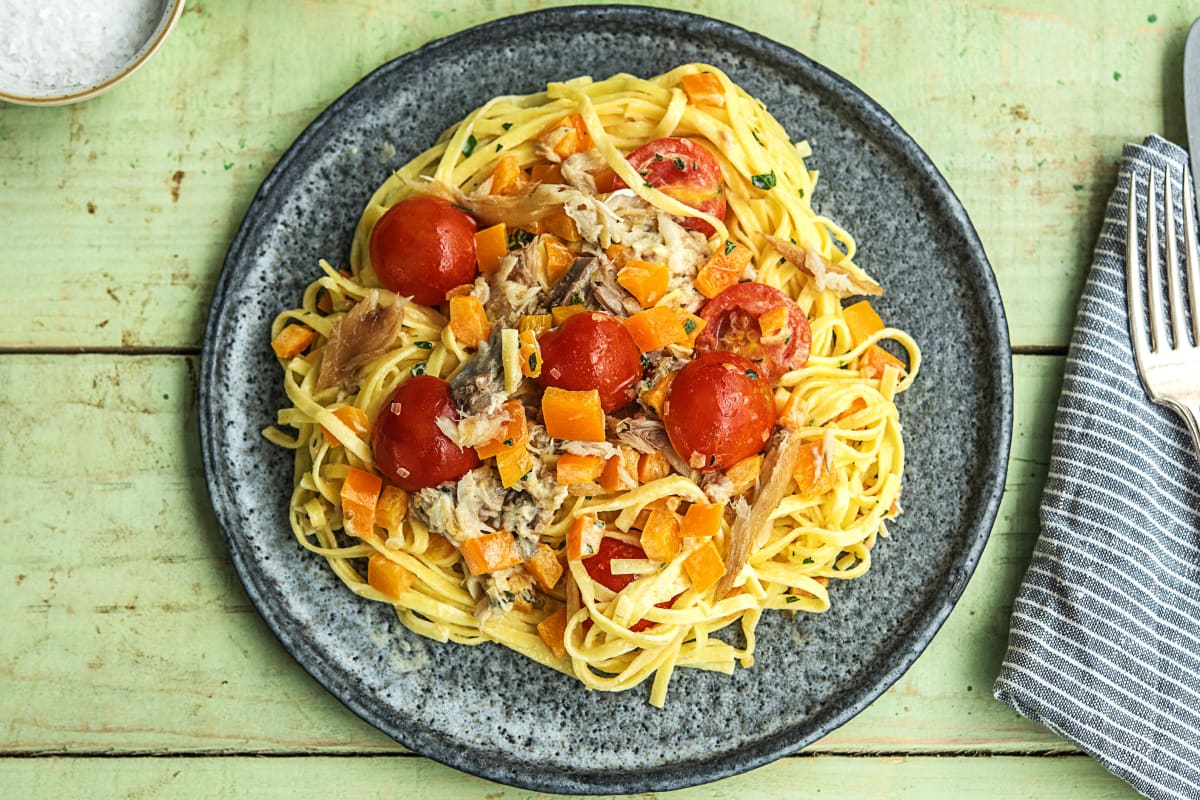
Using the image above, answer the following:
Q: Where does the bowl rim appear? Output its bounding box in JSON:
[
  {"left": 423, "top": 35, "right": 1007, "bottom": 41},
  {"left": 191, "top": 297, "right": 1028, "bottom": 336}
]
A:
[{"left": 0, "top": 0, "right": 186, "bottom": 107}]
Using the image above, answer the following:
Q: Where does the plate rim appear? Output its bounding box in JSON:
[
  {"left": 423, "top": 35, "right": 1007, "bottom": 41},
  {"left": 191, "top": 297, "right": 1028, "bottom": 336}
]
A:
[{"left": 199, "top": 5, "right": 1013, "bottom": 794}]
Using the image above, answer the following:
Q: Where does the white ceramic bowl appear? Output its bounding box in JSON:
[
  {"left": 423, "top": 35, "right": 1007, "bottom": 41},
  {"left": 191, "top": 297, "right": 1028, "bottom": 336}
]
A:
[{"left": 0, "top": 0, "right": 185, "bottom": 106}]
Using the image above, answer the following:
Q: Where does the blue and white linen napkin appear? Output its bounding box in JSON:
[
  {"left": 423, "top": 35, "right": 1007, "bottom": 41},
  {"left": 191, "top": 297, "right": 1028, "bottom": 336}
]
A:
[{"left": 994, "top": 135, "right": 1200, "bottom": 800}]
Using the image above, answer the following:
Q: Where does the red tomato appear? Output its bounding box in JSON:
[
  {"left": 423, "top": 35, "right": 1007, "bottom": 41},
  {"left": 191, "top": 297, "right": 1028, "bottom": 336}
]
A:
[
  {"left": 536, "top": 311, "right": 643, "bottom": 412},
  {"left": 662, "top": 351, "right": 776, "bottom": 471},
  {"left": 372, "top": 375, "right": 480, "bottom": 491},
  {"left": 612, "top": 137, "right": 726, "bottom": 236},
  {"left": 368, "top": 195, "right": 477, "bottom": 306},
  {"left": 583, "top": 537, "right": 675, "bottom": 632},
  {"left": 695, "top": 282, "right": 811, "bottom": 380}
]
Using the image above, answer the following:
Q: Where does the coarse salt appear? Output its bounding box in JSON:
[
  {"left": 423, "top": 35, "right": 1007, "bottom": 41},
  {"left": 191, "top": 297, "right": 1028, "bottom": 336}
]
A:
[{"left": 0, "top": 0, "right": 168, "bottom": 96}]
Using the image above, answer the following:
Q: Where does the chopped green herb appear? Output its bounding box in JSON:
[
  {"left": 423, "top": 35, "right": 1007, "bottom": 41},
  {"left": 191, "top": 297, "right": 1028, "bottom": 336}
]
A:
[
  {"left": 503, "top": 438, "right": 514, "bottom": 447},
  {"left": 415, "top": 340, "right": 433, "bottom": 350},
  {"left": 643, "top": 182, "right": 654, "bottom": 189},
  {"left": 462, "top": 134, "right": 477, "bottom": 157},
  {"left": 653, "top": 153, "right": 664, "bottom": 161},
  {"left": 503, "top": 590, "right": 516, "bottom": 602},
  {"left": 502, "top": 122, "right": 513, "bottom": 131},
  {"left": 569, "top": 290, "right": 584, "bottom": 305},
  {"left": 751, "top": 171, "right": 777, "bottom": 190},
  {"left": 745, "top": 368, "right": 759, "bottom": 379},
  {"left": 495, "top": 143, "right": 503, "bottom": 151},
  {"left": 751, "top": 128, "right": 764, "bottom": 146},
  {"left": 528, "top": 353, "right": 538, "bottom": 371},
  {"left": 798, "top": 188, "right": 805, "bottom": 198},
  {"left": 786, "top": 595, "right": 799, "bottom": 603},
  {"left": 556, "top": 540, "right": 567, "bottom": 550},
  {"left": 593, "top": 520, "right": 605, "bottom": 528},
  {"left": 672, "top": 156, "right": 686, "bottom": 170},
  {"left": 724, "top": 240, "right": 736, "bottom": 255},
  {"left": 452, "top": 204, "right": 473, "bottom": 213},
  {"left": 802, "top": 557, "right": 815, "bottom": 564},
  {"left": 683, "top": 318, "right": 697, "bottom": 334},
  {"left": 410, "top": 363, "right": 426, "bottom": 376},
  {"left": 507, "top": 228, "right": 534, "bottom": 248},
  {"left": 585, "top": 544, "right": 595, "bottom": 555}
]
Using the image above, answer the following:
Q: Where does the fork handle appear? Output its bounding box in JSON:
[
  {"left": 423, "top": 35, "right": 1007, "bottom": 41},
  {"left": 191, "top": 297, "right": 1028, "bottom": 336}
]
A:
[{"left": 1176, "top": 399, "right": 1200, "bottom": 465}]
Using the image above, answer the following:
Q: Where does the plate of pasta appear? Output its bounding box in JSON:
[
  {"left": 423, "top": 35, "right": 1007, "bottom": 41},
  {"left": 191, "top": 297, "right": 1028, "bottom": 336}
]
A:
[{"left": 200, "top": 6, "right": 1010, "bottom": 795}]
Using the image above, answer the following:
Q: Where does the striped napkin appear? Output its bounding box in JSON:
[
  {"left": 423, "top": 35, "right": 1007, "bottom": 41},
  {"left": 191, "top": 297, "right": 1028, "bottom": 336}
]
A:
[{"left": 994, "top": 135, "right": 1200, "bottom": 800}]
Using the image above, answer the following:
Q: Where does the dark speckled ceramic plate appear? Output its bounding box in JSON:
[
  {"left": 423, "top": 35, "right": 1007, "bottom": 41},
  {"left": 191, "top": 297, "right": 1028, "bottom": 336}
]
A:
[{"left": 199, "top": 6, "right": 1011, "bottom": 794}]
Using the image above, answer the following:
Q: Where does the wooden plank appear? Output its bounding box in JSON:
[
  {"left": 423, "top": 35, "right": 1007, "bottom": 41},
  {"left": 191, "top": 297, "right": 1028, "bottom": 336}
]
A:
[
  {"left": 0, "top": 0, "right": 1188, "bottom": 350},
  {"left": 0, "top": 754, "right": 1139, "bottom": 799},
  {"left": 0, "top": 353, "right": 1065, "bottom": 753}
]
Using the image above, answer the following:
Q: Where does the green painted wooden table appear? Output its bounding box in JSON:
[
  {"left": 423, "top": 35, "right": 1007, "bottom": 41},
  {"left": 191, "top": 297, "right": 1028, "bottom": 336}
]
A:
[{"left": 2, "top": 1, "right": 1189, "bottom": 796}]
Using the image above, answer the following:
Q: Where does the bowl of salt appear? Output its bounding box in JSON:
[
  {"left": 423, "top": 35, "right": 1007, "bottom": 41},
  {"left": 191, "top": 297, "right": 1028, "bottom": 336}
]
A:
[{"left": 0, "top": 0, "right": 185, "bottom": 106}]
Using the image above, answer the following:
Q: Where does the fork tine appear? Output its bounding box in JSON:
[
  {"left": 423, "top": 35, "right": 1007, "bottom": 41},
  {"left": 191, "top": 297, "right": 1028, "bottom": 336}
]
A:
[
  {"left": 1127, "top": 172, "right": 1152, "bottom": 362},
  {"left": 1164, "top": 169, "right": 1189, "bottom": 348},
  {"left": 1186, "top": 169, "right": 1200, "bottom": 346},
  {"left": 1147, "top": 169, "right": 1168, "bottom": 351}
]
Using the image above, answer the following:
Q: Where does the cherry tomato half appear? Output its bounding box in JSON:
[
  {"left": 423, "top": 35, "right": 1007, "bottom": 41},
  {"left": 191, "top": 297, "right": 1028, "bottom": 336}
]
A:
[
  {"left": 368, "top": 195, "right": 477, "bottom": 306},
  {"left": 695, "top": 282, "right": 811, "bottom": 381},
  {"left": 612, "top": 137, "right": 726, "bottom": 237},
  {"left": 583, "top": 537, "right": 675, "bottom": 632},
  {"left": 662, "top": 351, "right": 776, "bottom": 472},
  {"left": 536, "top": 311, "right": 643, "bottom": 412},
  {"left": 372, "top": 375, "right": 480, "bottom": 491}
]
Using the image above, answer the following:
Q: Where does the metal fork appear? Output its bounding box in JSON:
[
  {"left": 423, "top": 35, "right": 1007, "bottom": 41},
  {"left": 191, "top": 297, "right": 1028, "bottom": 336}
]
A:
[{"left": 1125, "top": 168, "right": 1200, "bottom": 458}]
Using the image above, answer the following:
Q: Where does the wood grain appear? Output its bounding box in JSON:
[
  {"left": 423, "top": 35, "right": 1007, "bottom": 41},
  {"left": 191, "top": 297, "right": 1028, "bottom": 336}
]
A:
[
  {"left": 2, "top": 2, "right": 1183, "bottom": 797},
  {"left": 0, "top": 0, "right": 1190, "bottom": 350},
  {"left": 0, "top": 755, "right": 1137, "bottom": 799},
  {"left": 0, "top": 354, "right": 1059, "bottom": 753}
]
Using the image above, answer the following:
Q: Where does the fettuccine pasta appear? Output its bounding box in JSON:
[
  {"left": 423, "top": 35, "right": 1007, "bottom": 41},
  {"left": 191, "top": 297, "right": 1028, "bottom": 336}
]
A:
[{"left": 265, "top": 64, "right": 920, "bottom": 707}]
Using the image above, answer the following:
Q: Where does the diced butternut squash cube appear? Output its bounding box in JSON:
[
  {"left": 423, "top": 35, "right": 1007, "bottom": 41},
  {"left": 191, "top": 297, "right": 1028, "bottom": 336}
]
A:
[
  {"left": 599, "top": 446, "right": 640, "bottom": 492},
  {"left": 683, "top": 539, "right": 727, "bottom": 594},
  {"left": 696, "top": 242, "right": 751, "bottom": 298},
  {"left": 321, "top": 405, "right": 370, "bottom": 447},
  {"left": 550, "top": 304, "right": 587, "bottom": 326},
  {"left": 639, "top": 371, "right": 675, "bottom": 416},
  {"left": 449, "top": 295, "right": 491, "bottom": 348},
  {"left": 494, "top": 445, "right": 533, "bottom": 488},
  {"left": 271, "top": 324, "right": 316, "bottom": 359},
  {"left": 375, "top": 485, "right": 410, "bottom": 534},
  {"left": 555, "top": 452, "right": 606, "bottom": 485},
  {"left": 567, "top": 514, "right": 605, "bottom": 561},
  {"left": 859, "top": 344, "right": 906, "bottom": 379},
  {"left": 518, "top": 313, "right": 553, "bottom": 337},
  {"left": 640, "top": 509, "right": 681, "bottom": 562},
  {"left": 725, "top": 454, "right": 762, "bottom": 495},
  {"left": 537, "top": 607, "right": 569, "bottom": 659},
  {"left": 474, "top": 400, "right": 529, "bottom": 459},
  {"left": 675, "top": 308, "right": 706, "bottom": 345},
  {"left": 539, "top": 114, "right": 593, "bottom": 161},
  {"left": 340, "top": 467, "right": 382, "bottom": 539},
  {"left": 637, "top": 451, "right": 672, "bottom": 484},
  {"left": 541, "top": 387, "right": 605, "bottom": 442},
  {"left": 460, "top": 531, "right": 522, "bottom": 576},
  {"left": 541, "top": 235, "right": 575, "bottom": 286},
  {"left": 792, "top": 442, "right": 833, "bottom": 495},
  {"left": 681, "top": 502, "right": 723, "bottom": 539},
  {"left": 624, "top": 306, "right": 689, "bottom": 352},
  {"left": 487, "top": 155, "right": 524, "bottom": 196},
  {"left": 367, "top": 553, "right": 414, "bottom": 600},
  {"left": 518, "top": 329, "right": 542, "bottom": 378},
  {"left": 617, "top": 259, "right": 670, "bottom": 307},
  {"left": 757, "top": 305, "right": 791, "bottom": 345},
  {"left": 842, "top": 300, "right": 885, "bottom": 346},
  {"left": 524, "top": 543, "right": 565, "bottom": 592},
  {"left": 681, "top": 72, "right": 726, "bottom": 107},
  {"left": 474, "top": 222, "right": 509, "bottom": 273}
]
